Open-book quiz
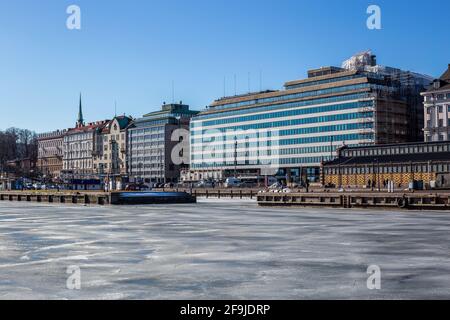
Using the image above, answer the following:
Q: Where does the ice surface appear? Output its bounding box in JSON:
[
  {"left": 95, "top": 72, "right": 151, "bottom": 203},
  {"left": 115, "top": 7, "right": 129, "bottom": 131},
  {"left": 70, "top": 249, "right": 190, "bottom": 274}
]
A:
[{"left": 1, "top": 199, "right": 450, "bottom": 299}]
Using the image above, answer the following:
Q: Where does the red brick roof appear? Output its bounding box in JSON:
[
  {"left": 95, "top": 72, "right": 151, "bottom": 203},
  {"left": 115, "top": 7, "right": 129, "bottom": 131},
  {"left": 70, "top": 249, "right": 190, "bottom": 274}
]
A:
[{"left": 67, "top": 120, "right": 109, "bottom": 134}]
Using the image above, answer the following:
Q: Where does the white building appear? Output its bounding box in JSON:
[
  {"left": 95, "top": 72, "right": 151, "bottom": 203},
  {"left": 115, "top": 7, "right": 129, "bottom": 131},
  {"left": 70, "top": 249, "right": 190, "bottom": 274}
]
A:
[
  {"left": 61, "top": 95, "right": 109, "bottom": 186},
  {"left": 422, "top": 65, "right": 450, "bottom": 142}
]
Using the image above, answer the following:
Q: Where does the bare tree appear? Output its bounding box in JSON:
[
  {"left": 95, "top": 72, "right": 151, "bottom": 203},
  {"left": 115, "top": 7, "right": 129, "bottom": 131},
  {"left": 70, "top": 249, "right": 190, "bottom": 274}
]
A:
[{"left": 0, "top": 127, "right": 38, "bottom": 176}]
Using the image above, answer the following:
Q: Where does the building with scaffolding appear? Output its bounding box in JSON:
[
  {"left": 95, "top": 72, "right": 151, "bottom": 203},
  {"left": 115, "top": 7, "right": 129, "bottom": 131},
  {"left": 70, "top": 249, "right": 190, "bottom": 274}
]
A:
[
  {"left": 342, "top": 51, "right": 433, "bottom": 142},
  {"left": 189, "top": 52, "right": 432, "bottom": 183}
]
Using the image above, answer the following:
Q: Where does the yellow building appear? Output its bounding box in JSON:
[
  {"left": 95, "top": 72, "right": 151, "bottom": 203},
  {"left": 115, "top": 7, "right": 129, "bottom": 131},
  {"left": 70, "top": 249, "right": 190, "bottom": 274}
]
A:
[{"left": 93, "top": 116, "right": 133, "bottom": 190}]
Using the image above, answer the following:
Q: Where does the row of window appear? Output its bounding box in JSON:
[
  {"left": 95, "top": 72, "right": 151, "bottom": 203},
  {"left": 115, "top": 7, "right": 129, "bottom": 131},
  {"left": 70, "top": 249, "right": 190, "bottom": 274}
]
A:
[
  {"left": 426, "top": 118, "right": 450, "bottom": 128},
  {"left": 129, "top": 134, "right": 165, "bottom": 142},
  {"left": 191, "top": 144, "right": 360, "bottom": 160},
  {"left": 424, "top": 93, "right": 450, "bottom": 101},
  {"left": 130, "top": 164, "right": 164, "bottom": 169},
  {"left": 102, "top": 134, "right": 125, "bottom": 141},
  {"left": 426, "top": 105, "right": 450, "bottom": 114},
  {"left": 63, "top": 159, "right": 93, "bottom": 170},
  {"left": 38, "top": 140, "right": 62, "bottom": 148},
  {"left": 191, "top": 133, "right": 371, "bottom": 153},
  {"left": 64, "top": 132, "right": 93, "bottom": 142},
  {"left": 129, "top": 171, "right": 165, "bottom": 176},
  {"left": 130, "top": 156, "right": 165, "bottom": 162},
  {"left": 131, "top": 149, "right": 164, "bottom": 156},
  {"left": 284, "top": 74, "right": 367, "bottom": 90},
  {"left": 64, "top": 142, "right": 93, "bottom": 151},
  {"left": 129, "top": 127, "right": 165, "bottom": 136},
  {"left": 195, "top": 93, "right": 371, "bottom": 123},
  {"left": 342, "top": 142, "right": 450, "bottom": 157},
  {"left": 129, "top": 142, "right": 165, "bottom": 149},
  {"left": 193, "top": 101, "right": 373, "bottom": 130},
  {"left": 325, "top": 163, "right": 450, "bottom": 175},
  {"left": 211, "top": 84, "right": 371, "bottom": 111},
  {"left": 64, "top": 151, "right": 92, "bottom": 159},
  {"left": 191, "top": 155, "right": 334, "bottom": 168},
  {"left": 425, "top": 134, "right": 450, "bottom": 142},
  {"left": 192, "top": 112, "right": 373, "bottom": 142},
  {"left": 95, "top": 163, "right": 124, "bottom": 170}
]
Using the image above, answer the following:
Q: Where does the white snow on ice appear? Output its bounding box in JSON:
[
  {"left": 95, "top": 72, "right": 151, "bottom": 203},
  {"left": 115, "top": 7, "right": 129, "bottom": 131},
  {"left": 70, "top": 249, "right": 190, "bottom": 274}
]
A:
[{"left": 0, "top": 199, "right": 450, "bottom": 299}]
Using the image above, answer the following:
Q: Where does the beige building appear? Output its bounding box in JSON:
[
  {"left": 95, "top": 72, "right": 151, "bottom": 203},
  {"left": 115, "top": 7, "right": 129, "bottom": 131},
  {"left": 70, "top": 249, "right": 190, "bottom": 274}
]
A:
[
  {"left": 37, "top": 129, "right": 66, "bottom": 180},
  {"left": 93, "top": 116, "right": 133, "bottom": 190}
]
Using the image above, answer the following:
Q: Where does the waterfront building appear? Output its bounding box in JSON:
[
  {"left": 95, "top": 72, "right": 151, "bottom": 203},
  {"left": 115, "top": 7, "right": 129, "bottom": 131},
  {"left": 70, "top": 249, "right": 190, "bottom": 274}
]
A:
[
  {"left": 422, "top": 64, "right": 450, "bottom": 142},
  {"left": 322, "top": 141, "right": 450, "bottom": 189},
  {"left": 189, "top": 52, "right": 432, "bottom": 183},
  {"left": 37, "top": 129, "right": 67, "bottom": 181},
  {"left": 127, "top": 103, "right": 199, "bottom": 184},
  {"left": 61, "top": 96, "right": 109, "bottom": 188},
  {"left": 93, "top": 115, "right": 133, "bottom": 190}
]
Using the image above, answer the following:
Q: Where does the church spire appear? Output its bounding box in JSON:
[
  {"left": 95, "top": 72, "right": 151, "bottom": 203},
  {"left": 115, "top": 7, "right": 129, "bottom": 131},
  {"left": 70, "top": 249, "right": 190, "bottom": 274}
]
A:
[{"left": 77, "top": 93, "right": 84, "bottom": 127}]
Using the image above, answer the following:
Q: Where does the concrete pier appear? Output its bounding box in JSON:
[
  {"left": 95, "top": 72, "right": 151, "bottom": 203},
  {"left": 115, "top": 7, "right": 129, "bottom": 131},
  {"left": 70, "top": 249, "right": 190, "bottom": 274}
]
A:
[
  {"left": 0, "top": 191, "right": 110, "bottom": 205},
  {"left": 0, "top": 191, "right": 196, "bottom": 206},
  {"left": 256, "top": 192, "right": 450, "bottom": 210}
]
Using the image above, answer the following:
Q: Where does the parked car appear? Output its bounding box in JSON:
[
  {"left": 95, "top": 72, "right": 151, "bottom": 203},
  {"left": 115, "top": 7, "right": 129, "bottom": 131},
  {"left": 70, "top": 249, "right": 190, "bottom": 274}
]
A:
[
  {"left": 195, "top": 180, "right": 214, "bottom": 188},
  {"left": 224, "top": 177, "right": 241, "bottom": 188},
  {"left": 124, "top": 184, "right": 150, "bottom": 191},
  {"left": 239, "top": 180, "right": 256, "bottom": 188},
  {"left": 268, "top": 182, "right": 285, "bottom": 190},
  {"left": 266, "top": 176, "right": 278, "bottom": 186},
  {"left": 24, "top": 183, "right": 34, "bottom": 190}
]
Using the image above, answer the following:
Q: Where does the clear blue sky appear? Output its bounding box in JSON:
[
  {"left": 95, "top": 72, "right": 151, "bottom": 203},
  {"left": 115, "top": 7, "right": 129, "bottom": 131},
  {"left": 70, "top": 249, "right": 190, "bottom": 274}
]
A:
[{"left": 1, "top": 0, "right": 449, "bottom": 133}]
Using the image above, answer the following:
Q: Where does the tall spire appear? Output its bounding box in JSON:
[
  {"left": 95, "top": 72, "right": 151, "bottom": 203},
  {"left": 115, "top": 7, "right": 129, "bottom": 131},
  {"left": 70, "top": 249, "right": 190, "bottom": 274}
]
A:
[{"left": 77, "top": 93, "right": 84, "bottom": 127}]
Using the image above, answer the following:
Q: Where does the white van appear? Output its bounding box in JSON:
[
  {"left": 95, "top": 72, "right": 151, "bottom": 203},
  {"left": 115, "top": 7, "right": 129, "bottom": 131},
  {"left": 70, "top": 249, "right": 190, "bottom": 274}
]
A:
[{"left": 224, "top": 177, "right": 241, "bottom": 188}]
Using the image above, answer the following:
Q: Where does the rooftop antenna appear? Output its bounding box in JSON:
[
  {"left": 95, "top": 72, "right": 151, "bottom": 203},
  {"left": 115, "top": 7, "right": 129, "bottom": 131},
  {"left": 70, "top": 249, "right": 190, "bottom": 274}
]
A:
[
  {"left": 259, "top": 70, "right": 263, "bottom": 91},
  {"left": 171, "top": 80, "right": 175, "bottom": 104},
  {"left": 234, "top": 74, "right": 237, "bottom": 96},
  {"left": 223, "top": 76, "right": 226, "bottom": 97},
  {"left": 114, "top": 100, "right": 117, "bottom": 117},
  {"left": 259, "top": 70, "right": 262, "bottom": 92},
  {"left": 248, "top": 72, "right": 251, "bottom": 93}
]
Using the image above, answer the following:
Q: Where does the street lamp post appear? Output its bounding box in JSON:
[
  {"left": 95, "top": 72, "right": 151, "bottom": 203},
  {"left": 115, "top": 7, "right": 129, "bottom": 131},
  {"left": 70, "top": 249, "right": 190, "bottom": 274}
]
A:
[
  {"left": 377, "top": 159, "right": 381, "bottom": 192},
  {"left": 234, "top": 139, "right": 238, "bottom": 178}
]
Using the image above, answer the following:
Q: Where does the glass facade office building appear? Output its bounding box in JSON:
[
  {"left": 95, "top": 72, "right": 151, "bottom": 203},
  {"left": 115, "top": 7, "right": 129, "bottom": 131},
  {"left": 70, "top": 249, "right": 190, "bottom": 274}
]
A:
[{"left": 190, "top": 64, "right": 428, "bottom": 182}]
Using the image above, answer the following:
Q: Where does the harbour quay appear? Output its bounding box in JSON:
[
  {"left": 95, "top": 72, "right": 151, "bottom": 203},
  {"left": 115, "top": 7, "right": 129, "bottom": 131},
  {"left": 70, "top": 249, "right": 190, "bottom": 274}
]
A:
[
  {"left": 0, "top": 191, "right": 196, "bottom": 206},
  {"left": 256, "top": 191, "right": 450, "bottom": 210}
]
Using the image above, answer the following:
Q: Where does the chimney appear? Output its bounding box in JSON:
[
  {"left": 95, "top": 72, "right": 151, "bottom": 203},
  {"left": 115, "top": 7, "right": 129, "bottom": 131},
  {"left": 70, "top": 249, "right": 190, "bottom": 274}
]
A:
[{"left": 370, "top": 55, "right": 377, "bottom": 66}]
